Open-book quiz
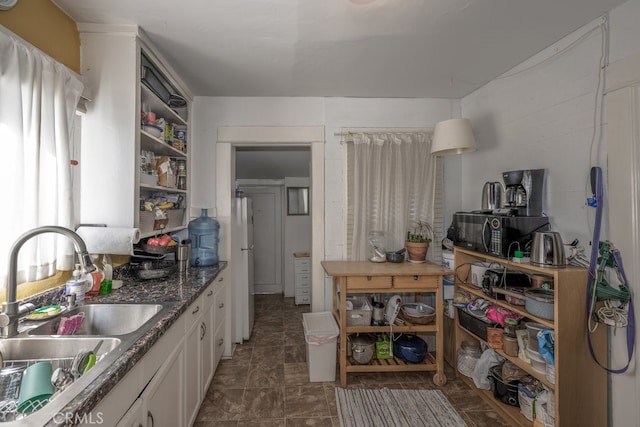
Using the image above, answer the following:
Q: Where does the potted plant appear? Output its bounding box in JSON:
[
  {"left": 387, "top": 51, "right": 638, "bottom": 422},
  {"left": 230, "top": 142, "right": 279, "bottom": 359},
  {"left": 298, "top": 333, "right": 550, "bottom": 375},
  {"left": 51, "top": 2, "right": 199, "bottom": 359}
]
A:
[{"left": 405, "top": 220, "right": 433, "bottom": 263}]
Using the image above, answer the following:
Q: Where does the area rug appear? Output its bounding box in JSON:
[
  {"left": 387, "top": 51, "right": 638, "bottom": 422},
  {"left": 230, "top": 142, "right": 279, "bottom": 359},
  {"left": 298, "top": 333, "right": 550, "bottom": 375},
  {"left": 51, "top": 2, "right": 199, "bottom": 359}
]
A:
[{"left": 335, "top": 388, "right": 467, "bottom": 427}]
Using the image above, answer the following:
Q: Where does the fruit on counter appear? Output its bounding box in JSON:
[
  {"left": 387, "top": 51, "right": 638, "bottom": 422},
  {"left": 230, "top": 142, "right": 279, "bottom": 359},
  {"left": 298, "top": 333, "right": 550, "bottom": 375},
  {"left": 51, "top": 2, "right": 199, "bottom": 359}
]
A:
[{"left": 146, "top": 234, "right": 176, "bottom": 247}]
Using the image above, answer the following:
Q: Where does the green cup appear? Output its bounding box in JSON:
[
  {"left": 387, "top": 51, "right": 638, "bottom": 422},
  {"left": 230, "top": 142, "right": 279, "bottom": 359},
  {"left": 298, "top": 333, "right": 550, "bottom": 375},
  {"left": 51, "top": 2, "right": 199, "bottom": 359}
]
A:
[{"left": 17, "top": 362, "right": 55, "bottom": 414}]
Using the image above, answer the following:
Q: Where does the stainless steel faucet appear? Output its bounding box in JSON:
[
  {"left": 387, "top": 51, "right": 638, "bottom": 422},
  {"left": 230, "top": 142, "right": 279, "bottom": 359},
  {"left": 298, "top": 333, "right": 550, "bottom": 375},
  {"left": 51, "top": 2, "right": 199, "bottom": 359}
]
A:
[{"left": 0, "top": 226, "right": 97, "bottom": 338}]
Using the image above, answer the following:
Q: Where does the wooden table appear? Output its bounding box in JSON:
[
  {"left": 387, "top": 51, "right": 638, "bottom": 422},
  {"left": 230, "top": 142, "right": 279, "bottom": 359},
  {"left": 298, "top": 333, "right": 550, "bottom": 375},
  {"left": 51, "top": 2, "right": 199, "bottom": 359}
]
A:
[{"left": 321, "top": 261, "right": 452, "bottom": 387}]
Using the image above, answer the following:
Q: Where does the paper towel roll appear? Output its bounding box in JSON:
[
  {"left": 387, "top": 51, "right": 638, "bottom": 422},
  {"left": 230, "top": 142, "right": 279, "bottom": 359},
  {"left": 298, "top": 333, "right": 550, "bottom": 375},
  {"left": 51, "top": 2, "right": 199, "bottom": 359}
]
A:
[{"left": 76, "top": 226, "right": 141, "bottom": 255}]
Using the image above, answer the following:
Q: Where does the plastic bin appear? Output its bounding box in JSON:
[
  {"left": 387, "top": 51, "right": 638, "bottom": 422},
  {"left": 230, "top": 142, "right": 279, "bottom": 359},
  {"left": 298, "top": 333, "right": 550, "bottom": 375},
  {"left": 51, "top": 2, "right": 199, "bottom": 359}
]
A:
[{"left": 302, "top": 312, "right": 339, "bottom": 382}]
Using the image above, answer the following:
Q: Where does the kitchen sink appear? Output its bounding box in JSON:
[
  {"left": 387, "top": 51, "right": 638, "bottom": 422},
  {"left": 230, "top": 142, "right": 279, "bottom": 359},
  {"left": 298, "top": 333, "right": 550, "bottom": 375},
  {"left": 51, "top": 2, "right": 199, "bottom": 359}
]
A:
[
  {"left": 27, "top": 303, "right": 165, "bottom": 336},
  {"left": 0, "top": 336, "right": 121, "bottom": 364}
]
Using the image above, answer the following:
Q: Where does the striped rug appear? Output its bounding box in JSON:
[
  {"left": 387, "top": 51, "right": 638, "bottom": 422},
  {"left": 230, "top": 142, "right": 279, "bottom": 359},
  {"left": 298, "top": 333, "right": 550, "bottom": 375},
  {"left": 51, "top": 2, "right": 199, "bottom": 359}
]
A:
[{"left": 335, "top": 388, "right": 467, "bottom": 427}]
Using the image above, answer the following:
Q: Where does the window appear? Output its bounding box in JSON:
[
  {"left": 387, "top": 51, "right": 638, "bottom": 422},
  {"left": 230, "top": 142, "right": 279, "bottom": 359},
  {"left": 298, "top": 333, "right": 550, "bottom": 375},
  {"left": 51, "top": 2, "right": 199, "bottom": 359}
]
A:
[
  {"left": 0, "top": 27, "right": 83, "bottom": 291},
  {"left": 344, "top": 130, "right": 443, "bottom": 262}
]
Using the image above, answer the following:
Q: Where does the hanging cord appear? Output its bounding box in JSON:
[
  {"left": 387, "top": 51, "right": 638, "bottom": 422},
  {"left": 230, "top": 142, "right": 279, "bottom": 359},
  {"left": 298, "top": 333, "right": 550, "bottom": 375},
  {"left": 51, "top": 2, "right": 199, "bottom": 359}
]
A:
[{"left": 586, "top": 167, "right": 635, "bottom": 373}]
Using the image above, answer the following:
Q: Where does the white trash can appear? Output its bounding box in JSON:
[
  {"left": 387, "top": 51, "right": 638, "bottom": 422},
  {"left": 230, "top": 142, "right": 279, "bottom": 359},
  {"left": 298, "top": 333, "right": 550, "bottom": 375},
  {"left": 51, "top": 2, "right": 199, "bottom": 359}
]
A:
[{"left": 302, "top": 312, "right": 339, "bottom": 382}]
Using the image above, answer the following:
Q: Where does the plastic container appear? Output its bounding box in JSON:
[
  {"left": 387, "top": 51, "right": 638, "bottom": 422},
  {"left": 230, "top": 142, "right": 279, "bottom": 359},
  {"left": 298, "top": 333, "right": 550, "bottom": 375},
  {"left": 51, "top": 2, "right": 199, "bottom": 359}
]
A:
[
  {"left": 526, "top": 348, "right": 547, "bottom": 373},
  {"left": 456, "top": 341, "right": 482, "bottom": 377},
  {"left": 302, "top": 312, "right": 339, "bottom": 382},
  {"left": 525, "top": 322, "right": 551, "bottom": 352},
  {"left": 546, "top": 362, "right": 556, "bottom": 384},
  {"left": 503, "top": 335, "right": 519, "bottom": 357},
  {"left": 188, "top": 208, "right": 220, "bottom": 267}
]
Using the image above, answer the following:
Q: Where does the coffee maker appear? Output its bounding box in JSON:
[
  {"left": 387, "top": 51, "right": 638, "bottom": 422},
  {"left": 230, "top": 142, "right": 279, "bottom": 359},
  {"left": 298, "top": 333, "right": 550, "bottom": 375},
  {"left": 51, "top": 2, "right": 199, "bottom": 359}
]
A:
[{"left": 502, "top": 169, "right": 545, "bottom": 216}]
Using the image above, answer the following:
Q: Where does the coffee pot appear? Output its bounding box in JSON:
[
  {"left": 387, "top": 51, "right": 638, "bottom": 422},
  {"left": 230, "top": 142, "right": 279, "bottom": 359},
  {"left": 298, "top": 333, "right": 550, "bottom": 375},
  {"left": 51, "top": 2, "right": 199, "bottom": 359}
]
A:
[{"left": 481, "top": 182, "right": 504, "bottom": 211}]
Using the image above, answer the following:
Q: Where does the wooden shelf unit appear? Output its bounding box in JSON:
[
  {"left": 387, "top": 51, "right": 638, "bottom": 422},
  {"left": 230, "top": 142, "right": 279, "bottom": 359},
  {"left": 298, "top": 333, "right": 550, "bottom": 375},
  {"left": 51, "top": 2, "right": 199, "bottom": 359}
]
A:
[
  {"left": 321, "top": 261, "right": 451, "bottom": 388},
  {"left": 453, "top": 247, "right": 607, "bottom": 427}
]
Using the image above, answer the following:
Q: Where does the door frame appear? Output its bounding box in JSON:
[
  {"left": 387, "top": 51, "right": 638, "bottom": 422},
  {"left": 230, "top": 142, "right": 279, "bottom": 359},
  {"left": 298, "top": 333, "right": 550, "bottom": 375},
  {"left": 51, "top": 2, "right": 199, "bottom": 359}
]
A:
[{"left": 216, "top": 126, "right": 325, "bottom": 312}]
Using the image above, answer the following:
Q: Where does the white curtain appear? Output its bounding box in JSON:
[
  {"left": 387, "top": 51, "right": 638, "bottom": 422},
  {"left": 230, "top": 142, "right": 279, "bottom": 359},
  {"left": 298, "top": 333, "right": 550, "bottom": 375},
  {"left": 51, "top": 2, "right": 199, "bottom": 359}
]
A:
[
  {"left": 345, "top": 131, "right": 443, "bottom": 261},
  {"left": 0, "top": 27, "right": 83, "bottom": 290}
]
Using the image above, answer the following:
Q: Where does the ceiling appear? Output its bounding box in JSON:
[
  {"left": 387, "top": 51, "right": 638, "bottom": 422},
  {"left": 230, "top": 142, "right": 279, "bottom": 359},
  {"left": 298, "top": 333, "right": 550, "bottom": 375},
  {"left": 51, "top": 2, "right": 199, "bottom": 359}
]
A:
[{"left": 53, "top": 0, "right": 626, "bottom": 98}]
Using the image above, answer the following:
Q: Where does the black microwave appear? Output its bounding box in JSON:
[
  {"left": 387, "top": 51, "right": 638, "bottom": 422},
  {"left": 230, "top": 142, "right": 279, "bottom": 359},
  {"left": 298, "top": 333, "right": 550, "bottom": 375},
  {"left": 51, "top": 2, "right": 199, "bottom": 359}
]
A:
[{"left": 448, "top": 212, "right": 550, "bottom": 258}]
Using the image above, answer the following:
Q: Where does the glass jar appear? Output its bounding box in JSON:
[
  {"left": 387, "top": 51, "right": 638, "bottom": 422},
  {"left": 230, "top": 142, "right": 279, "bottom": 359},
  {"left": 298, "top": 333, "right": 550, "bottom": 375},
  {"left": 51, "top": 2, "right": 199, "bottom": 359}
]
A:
[
  {"left": 456, "top": 341, "right": 482, "bottom": 377},
  {"left": 368, "top": 231, "right": 387, "bottom": 262}
]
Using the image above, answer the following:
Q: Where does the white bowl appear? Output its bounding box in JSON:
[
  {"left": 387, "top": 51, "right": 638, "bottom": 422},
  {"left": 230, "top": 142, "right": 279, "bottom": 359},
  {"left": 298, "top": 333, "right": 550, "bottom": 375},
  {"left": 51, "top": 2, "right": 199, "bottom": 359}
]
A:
[
  {"left": 401, "top": 302, "right": 435, "bottom": 317},
  {"left": 142, "top": 123, "right": 163, "bottom": 139}
]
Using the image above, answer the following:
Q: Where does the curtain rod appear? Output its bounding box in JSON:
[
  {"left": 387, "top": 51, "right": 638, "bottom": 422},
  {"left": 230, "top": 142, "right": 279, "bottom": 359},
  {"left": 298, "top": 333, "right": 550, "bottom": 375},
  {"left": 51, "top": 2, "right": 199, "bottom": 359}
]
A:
[{"left": 334, "top": 129, "right": 433, "bottom": 137}]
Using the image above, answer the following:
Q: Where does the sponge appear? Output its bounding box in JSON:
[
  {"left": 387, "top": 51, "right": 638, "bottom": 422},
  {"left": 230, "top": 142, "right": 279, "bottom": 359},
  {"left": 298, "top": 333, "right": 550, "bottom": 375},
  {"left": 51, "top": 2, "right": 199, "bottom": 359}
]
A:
[{"left": 26, "top": 305, "right": 62, "bottom": 320}]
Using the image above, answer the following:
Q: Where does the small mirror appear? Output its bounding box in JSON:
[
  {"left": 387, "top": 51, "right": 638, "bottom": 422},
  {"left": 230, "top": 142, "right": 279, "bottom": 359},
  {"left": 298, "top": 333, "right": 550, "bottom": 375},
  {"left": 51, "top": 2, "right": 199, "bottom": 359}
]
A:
[{"left": 287, "top": 187, "right": 309, "bottom": 215}]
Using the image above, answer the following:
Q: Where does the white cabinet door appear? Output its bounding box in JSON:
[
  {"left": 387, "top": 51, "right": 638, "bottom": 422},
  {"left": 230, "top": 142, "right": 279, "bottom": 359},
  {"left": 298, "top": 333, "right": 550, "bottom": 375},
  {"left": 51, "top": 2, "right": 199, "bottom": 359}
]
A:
[
  {"left": 185, "top": 316, "right": 202, "bottom": 426},
  {"left": 213, "top": 283, "right": 227, "bottom": 368},
  {"left": 142, "top": 343, "right": 184, "bottom": 427},
  {"left": 201, "top": 303, "right": 214, "bottom": 396},
  {"left": 115, "top": 399, "right": 144, "bottom": 427}
]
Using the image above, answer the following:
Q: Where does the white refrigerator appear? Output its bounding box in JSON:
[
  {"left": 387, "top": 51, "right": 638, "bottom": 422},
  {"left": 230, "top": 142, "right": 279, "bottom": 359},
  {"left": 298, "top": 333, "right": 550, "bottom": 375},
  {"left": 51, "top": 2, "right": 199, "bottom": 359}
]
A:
[{"left": 232, "top": 197, "right": 255, "bottom": 343}]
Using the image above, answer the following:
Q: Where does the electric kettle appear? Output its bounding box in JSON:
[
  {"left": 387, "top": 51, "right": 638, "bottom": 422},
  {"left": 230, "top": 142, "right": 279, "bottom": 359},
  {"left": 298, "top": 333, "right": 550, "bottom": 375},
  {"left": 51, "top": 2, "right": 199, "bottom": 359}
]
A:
[
  {"left": 481, "top": 182, "right": 504, "bottom": 211},
  {"left": 531, "top": 231, "right": 565, "bottom": 268}
]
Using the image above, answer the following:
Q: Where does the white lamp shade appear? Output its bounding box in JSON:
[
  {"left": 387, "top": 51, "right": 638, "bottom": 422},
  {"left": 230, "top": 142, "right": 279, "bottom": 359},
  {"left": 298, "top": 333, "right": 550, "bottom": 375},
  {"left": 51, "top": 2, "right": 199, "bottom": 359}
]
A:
[{"left": 431, "top": 118, "right": 477, "bottom": 155}]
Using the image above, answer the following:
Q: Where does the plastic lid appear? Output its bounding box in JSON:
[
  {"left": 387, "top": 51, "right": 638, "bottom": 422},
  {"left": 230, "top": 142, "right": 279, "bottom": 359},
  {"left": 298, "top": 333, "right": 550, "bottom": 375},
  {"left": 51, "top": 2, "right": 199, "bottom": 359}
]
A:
[{"left": 302, "top": 312, "right": 339, "bottom": 337}]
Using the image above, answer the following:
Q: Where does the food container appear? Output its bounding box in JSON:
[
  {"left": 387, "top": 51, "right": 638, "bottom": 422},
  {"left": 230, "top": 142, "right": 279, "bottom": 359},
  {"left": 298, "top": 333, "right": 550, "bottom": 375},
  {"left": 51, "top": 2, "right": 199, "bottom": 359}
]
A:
[
  {"left": 398, "top": 303, "right": 435, "bottom": 325},
  {"left": 524, "top": 289, "right": 555, "bottom": 320},
  {"left": 456, "top": 341, "right": 482, "bottom": 377},
  {"left": 393, "top": 334, "right": 428, "bottom": 363},
  {"left": 457, "top": 307, "right": 492, "bottom": 341},
  {"left": 503, "top": 335, "right": 519, "bottom": 357},
  {"left": 524, "top": 322, "right": 551, "bottom": 352},
  {"left": 526, "top": 348, "right": 546, "bottom": 373},
  {"left": 530, "top": 274, "right": 554, "bottom": 289},
  {"left": 350, "top": 334, "right": 376, "bottom": 364},
  {"left": 488, "top": 365, "right": 519, "bottom": 407}
]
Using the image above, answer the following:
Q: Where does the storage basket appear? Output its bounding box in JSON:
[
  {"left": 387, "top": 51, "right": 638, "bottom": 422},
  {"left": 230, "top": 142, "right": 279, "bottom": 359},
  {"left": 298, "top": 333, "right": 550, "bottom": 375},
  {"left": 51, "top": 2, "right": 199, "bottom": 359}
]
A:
[
  {"left": 345, "top": 296, "right": 372, "bottom": 326},
  {"left": 457, "top": 307, "right": 492, "bottom": 341}
]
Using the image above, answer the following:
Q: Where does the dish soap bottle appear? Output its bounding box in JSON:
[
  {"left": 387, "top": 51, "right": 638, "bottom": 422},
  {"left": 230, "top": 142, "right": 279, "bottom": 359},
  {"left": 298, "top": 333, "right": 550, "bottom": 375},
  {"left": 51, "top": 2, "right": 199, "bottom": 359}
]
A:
[
  {"left": 84, "top": 258, "right": 104, "bottom": 299},
  {"left": 99, "top": 254, "right": 113, "bottom": 295}
]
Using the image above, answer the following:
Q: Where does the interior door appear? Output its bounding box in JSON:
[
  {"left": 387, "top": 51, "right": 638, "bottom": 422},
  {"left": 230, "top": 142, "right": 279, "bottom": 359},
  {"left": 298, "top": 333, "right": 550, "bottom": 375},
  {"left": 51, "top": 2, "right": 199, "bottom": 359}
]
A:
[{"left": 242, "top": 187, "right": 282, "bottom": 294}]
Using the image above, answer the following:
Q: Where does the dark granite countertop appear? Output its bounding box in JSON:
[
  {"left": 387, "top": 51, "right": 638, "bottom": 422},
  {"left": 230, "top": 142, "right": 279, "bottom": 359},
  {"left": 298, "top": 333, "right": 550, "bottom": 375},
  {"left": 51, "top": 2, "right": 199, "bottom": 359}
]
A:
[{"left": 16, "top": 262, "right": 227, "bottom": 426}]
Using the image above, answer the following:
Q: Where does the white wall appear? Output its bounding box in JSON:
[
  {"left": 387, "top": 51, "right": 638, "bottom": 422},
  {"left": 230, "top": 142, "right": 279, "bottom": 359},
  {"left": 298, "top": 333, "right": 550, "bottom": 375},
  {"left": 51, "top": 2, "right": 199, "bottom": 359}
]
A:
[
  {"left": 461, "top": 2, "right": 640, "bottom": 425},
  {"left": 461, "top": 15, "right": 608, "bottom": 248},
  {"left": 192, "top": 97, "right": 457, "bottom": 309}
]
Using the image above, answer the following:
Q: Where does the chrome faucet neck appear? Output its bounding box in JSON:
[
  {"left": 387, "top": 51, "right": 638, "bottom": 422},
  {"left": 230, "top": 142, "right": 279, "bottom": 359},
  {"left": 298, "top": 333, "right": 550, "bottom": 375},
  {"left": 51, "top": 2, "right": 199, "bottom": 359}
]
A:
[{"left": 2, "top": 226, "right": 97, "bottom": 338}]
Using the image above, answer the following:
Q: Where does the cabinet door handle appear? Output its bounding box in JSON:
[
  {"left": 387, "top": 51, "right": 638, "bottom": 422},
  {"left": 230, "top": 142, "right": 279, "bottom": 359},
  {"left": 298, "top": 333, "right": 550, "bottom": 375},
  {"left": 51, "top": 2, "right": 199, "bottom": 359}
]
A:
[
  {"left": 192, "top": 305, "right": 200, "bottom": 314},
  {"left": 218, "top": 338, "right": 224, "bottom": 346},
  {"left": 148, "top": 411, "right": 154, "bottom": 427},
  {"left": 207, "top": 290, "right": 213, "bottom": 297},
  {"left": 201, "top": 322, "right": 206, "bottom": 340},
  {"left": 218, "top": 276, "right": 224, "bottom": 281},
  {"left": 218, "top": 303, "right": 224, "bottom": 309}
]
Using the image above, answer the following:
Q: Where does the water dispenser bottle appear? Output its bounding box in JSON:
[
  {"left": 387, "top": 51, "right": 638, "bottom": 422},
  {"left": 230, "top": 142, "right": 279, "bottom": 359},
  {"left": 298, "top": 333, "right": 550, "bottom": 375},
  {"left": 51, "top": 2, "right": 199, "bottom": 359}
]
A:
[{"left": 188, "top": 208, "right": 220, "bottom": 267}]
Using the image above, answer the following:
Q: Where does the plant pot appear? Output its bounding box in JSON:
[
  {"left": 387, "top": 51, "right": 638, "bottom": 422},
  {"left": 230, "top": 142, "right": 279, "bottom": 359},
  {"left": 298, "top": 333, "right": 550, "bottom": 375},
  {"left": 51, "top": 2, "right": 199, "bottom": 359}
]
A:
[{"left": 405, "top": 241, "right": 429, "bottom": 262}]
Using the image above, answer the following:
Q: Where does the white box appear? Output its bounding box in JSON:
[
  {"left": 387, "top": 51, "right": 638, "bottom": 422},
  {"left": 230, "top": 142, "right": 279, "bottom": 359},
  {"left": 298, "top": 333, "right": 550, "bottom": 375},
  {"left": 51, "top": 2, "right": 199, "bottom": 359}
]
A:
[{"left": 303, "top": 312, "right": 339, "bottom": 382}]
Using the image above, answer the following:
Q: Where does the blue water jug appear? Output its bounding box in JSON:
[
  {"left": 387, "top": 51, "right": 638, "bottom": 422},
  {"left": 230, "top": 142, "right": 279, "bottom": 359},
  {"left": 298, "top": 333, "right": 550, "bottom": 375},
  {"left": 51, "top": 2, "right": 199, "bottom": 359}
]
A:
[{"left": 188, "top": 208, "right": 220, "bottom": 267}]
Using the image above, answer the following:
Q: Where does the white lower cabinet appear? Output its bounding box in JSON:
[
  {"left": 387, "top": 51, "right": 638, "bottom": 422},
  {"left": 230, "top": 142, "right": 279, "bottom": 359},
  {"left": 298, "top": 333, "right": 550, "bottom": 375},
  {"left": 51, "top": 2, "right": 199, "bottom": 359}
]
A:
[
  {"left": 93, "top": 277, "right": 228, "bottom": 427},
  {"left": 143, "top": 343, "right": 185, "bottom": 427}
]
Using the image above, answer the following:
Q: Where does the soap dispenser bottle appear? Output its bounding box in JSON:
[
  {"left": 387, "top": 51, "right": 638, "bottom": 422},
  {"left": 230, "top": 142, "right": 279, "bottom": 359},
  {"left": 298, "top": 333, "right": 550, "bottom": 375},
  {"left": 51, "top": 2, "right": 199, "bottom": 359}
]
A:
[{"left": 66, "top": 264, "right": 87, "bottom": 303}]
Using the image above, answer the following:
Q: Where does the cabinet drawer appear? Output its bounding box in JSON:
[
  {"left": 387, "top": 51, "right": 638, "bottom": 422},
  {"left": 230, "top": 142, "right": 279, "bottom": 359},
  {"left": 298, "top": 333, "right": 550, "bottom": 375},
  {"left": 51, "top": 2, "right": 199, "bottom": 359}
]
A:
[
  {"left": 295, "top": 273, "right": 311, "bottom": 284},
  {"left": 295, "top": 280, "right": 311, "bottom": 289},
  {"left": 295, "top": 287, "right": 311, "bottom": 297},
  {"left": 186, "top": 295, "right": 203, "bottom": 327},
  {"left": 214, "top": 287, "right": 226, "bottom": 327},
  {"left": 346, "top": 276, "right": 392, "bottom": 289},
  {"left": 295, "top": 295, "right": 311, "bottom": 305},
  {"left": 393, "top": 275, "right": 438, "bottom": 289},
  {"left": 295, "top": 258, "right": 311, "bottom": 267}
]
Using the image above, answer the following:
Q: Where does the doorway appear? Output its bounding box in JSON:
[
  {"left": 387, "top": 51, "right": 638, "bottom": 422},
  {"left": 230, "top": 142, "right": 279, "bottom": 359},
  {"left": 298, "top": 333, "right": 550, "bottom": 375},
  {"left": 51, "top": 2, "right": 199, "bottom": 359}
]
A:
[
  {"left": 236, "top": 146, "right": 311, "bottom": 296},
  {"left": 216, "top": 126, "right": 325, "bottom": 311}
]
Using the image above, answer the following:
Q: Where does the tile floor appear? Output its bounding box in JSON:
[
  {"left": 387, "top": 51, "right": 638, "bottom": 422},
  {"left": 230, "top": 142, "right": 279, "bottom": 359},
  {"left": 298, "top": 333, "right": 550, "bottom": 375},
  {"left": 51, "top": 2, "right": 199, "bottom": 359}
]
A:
[{"left": 194, "top": 294, "right": 510, "bottom": 426}]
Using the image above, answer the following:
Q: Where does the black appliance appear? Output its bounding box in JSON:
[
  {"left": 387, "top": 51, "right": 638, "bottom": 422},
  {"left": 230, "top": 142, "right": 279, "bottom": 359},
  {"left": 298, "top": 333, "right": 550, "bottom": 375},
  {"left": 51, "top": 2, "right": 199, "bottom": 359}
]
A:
[
  {"left": 448, "top": 212, "right": 550, "bottom": 258},
  {"left": 482, "top": 269, "right": 531, "bottom": 299}
]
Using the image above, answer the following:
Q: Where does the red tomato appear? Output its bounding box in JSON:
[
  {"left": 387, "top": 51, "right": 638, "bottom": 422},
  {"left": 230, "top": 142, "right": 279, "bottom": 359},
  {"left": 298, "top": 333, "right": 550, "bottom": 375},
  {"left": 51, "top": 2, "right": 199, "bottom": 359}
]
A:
[{"left": 147, "top": 238, "right": 160, "bottom": 246}]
